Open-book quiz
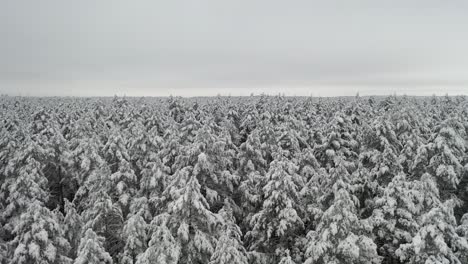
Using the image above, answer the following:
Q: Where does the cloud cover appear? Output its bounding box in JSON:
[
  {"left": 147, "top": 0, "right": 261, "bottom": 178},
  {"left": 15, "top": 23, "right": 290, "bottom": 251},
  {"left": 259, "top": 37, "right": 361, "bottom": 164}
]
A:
[{"left": 1, "top": 0, "right": 468, "bottom": 96}]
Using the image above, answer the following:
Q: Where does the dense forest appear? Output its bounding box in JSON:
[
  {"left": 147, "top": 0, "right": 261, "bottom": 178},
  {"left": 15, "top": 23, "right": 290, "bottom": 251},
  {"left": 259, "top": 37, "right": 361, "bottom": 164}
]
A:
[{"left": 0, "top": 95, "right": 468, "bottom": 264}]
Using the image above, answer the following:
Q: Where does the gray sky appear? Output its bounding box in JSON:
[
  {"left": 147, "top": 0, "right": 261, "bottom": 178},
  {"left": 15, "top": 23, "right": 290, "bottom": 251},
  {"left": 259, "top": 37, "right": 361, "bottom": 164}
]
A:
[{"left": 1, "top": 0, "right": 468, "bottom": 96}]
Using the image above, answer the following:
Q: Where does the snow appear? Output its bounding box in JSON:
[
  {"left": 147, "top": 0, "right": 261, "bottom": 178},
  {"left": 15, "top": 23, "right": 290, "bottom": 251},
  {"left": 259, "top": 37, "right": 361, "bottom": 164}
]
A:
[
  {"left": 28, "top": 242, "right": 40, "bottom": 259},
  {"left": 2, "top": 96, "right": 468, "bottom": 264}
]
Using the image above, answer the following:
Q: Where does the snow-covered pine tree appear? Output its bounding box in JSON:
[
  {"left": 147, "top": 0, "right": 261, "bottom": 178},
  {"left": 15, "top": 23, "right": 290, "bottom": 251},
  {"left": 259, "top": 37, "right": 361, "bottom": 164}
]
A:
[
  {"left": 400, "top": 132, "right": 425, "bottom": 176},
  {"left": 108, "top": 96, "right": 134, "bottom": 129},
  {"left": 237, "top": 129, "right": 268, "bottom": 228},
  {"left": 178, "top": 122, "right": 238, "bottom": 210},
  {"left": 209, "top": 202, "right": 248, "bottom": 264},
  {"left": 356, "top": 127, "right": 403, "bottom": 220},
  {"left": 413, "top": 173, "right": 443, "bottom": 214},
  {"left": 11, "top": 201, "right": 71, "bottom": 264},
  {"left": 457, "top": 213, "right": 468, "bottom": 241},
  {"left": 68, "top": 134, "right": 106, "bottom": 188},
  {"left": 305, "top": 188, "right": 381, "bottom": 264},
  {"left": 1, "top": 138, "right": 50, "bottom": 237},
  {"left": 102, "top": 128, "right": 138, "bottom": 215},
  {"left": 278, "top": 250, "right": 296, "bottom": 264},
  {"left": 247, "top": 151, "right": 304, "bottom": 261},
  {"left": 221, "top": 102, "right": 242, "bottom": 146},
  {"left": 297, "top": 147, "right": 326, "bottom": 232},
  {"left": 304, "top": 158, "right": 380, "bottom": 264},
  {"left": 168, "top": 96, "right": 186, "bottom": 124},
  {"left": 110, "top": 159, "right": 137, "bottom": 213},
  {"left": 0, "top": 117, "right": 22, "bottom": 197},
  {"left": 33, "top": 113, "right": 76, "bottom": 211},
  {"left": 372, "top": 173, "right": 421, "bottom": 263},
  {"left": 139, "top": 151, "right": 167, "bottom": 200},
  {"left": 315, "top": 114, "right": 359, "bottom": 171},
  {"left": 237, "top": 128, "right": 268, "bottom": 177},
  {"left": 412, "top": 118, "right": 466, "bottom": 200},
  {"left": 177, "top": 111, "right": 201, "bottom": 145},
  {"left": 127, "top": 117, "right": 163, "bottom": 180},
  {"left": 255, "top": 118, "right": 277, "bottom": 166},
  {"left": 363, "top": 140, "right": 402, "bottom": 188},
  {"left": 136, "top": 217, "right": 180, "bottom": 264},
  {"left": 396, "top": 201, "right": 468, "bottom": 264},
  {"left": 391, "top": 108, "right": 426, "bottom": 174},
  {"left": 74, "top": 229, "right": 113, "bottom": 264},
  {"left": 300, "top": 166, "right": 328, "bottom": 234},
  {"left": 119, "top": 212, "right": 147, "bottom": 264},
  {"left": 159, "top": 120, "right": 184, "bottom": 174},
  {"left": 63, "top": 199, "right": 83, "bottom": 259},
  {"left": 212, "top": 126, "right": 239, "bottom": 195},
  {"left": 41, "top": 118, "right": 78, "bottom": 213},
  {"left": 275, "top": 122, "right": 302, "bottom": 157},
  {"left": 0, "top": 226, "right": 7, "bottom": 264},
  {"left": 318, "top": 157, "right": 353, "bottom": 209},
  {"left": 81, "top": 189, "right": 124, "bottom": 261},
  {"left": 128, "top": 196, "right": 152, "bottom": 223},
  {"left": 238, "top": 103, "right": 259, "bottom": 141},
  {"left": 456, "top": 213, "right": 468, "bottom": 263},
  {"left": 158, "top": 166, "right": 221, "bottom": 263},
  {"left": 296, "top": 147, "right": 321, "bottom": 182},
  {"left": 102, "top": 127, "right": 131, "bottom": 174}
]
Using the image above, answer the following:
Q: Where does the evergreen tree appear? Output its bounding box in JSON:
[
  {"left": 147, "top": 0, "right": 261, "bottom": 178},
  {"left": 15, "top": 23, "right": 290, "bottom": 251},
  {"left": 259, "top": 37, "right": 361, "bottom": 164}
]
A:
[
  {"left": 11, "top": 201, "right": 71, "bottom": 264},
  {"left": 68, "top": 135, "right": 105, "bottom": 188},
  {"left": 372, "top": 174, "right": 421, "bottom": 263},
  {"left": 63, "top": 199, "right": 83, "bottom": 259},
  {"left": 304, "top": 166, "right": 380, "bottom": 264},
  {"left": 159, "top": 166, "right": 221, "bottom": 263},
  {"left": 1, "top": 138, "right": 50, "bottom": 237},
  {"left": 159, "top": 120, "right": 184, "bottom": 174},
  {"left": 44, "top": 122, "right": 75, "bottom": 212},
  {"left": 278, "top": 250, "right": 296, "bottom": 264},
  {"left": 412, "top": 119, "right": 467, "bottom": 199},
  {"left": 127, "top": 118, "right": 163, "bottom": 178},
  {"left": 456, "top": 213, "right": 468, "bottom": 263},
  {"left": 237, "top": 129, "right": 268, "bottom": 228},
  {"left": 247, "top": 152, "right": 304, "bottom": 260},
  {"left": 0, "top": 230, "right": 7, "bottom": 264},
  {"left": 300, "top": 167, "right": 328, "bottom": 232},
  {"left": 129, "top": 197, "right": 152, "bottom": 223},
  {"left": 110, "top": 159, "right": 138, "bottom": 212},
  {"left": 139, "top": 151, "right": 168, "bottom": 200},
  {"left": 178, "top": 123, "right": 238, "bottom": 208},
  {"left": 209, "top": 203, "right": 248, "bottom": 264},
  {"left": 296, "top": 147, "right": 321, "bottom": 182},
  {"left": 177, "top": 111, "right": 201, "bottom": 145},
  {"left": 400, "top": 132, "right": 425, "bottom": 176},
  {"left": 237, "top": 126, "right": 267, "bottom": 177},
  {"left": 136, "top": 219, "right": 180, "bottom": 264},
  {"left": 74, "top": 229, "right": 113, "bottom": 264},
  {"left": 119, "top": 213, "right": 147, "bottom": 264},
  {"left": 0, "top": 119, "right": 21, "bottom": 196},
  {"left": 81, "top": 189, "right": 124, "bottom": 260},
  {"left": 396, "top": 201, "right": 468, "bottom": 264},
  {"left": 457, "top": 213, "right": 468, "bottom": 241},
  {"left": 315, "top": 114, "right": 359, "bottom": 171}
]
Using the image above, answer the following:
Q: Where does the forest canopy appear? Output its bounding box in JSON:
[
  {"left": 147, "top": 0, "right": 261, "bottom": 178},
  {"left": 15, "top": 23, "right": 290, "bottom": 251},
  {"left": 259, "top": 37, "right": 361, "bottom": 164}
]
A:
[{"left": 0, "top": 94, "right": 467, "bottom": 264}]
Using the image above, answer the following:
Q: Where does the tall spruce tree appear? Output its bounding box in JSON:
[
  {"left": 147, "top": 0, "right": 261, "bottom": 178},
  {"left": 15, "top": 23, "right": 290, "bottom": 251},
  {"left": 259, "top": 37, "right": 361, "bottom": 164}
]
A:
[
  {"left": 157, "top": 166, "right": 221, "bottom": 263},
  {"left": 396, "top": 201, "right": 468, "bottom": 264},
  {"left": 11, "top": 201, "right": 71, "bottom": 264},
  {"left": 247, "top": 151, "right": 304, "bottom": 261},
  {"left": 74, "top": 229, "right": 113, "bottom": 264}
]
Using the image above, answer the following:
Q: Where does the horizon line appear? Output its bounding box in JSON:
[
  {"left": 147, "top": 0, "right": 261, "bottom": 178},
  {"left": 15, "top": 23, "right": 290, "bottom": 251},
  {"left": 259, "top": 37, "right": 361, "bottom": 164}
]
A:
[{"left": 2, "top": 93, "right": 467, "bottom": 99}]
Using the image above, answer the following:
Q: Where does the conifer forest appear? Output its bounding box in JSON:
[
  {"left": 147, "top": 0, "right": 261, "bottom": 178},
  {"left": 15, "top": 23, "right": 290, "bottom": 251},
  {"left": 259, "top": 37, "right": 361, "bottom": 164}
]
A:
[{"left": 1, "top": 95, "right": 468, "bottom": 264}]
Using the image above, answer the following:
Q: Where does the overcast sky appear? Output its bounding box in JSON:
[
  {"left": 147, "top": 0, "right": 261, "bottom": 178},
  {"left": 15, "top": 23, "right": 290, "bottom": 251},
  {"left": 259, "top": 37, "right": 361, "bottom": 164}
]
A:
[{"left": 1, "top": 0, "right": 468, "bottom": 96}]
